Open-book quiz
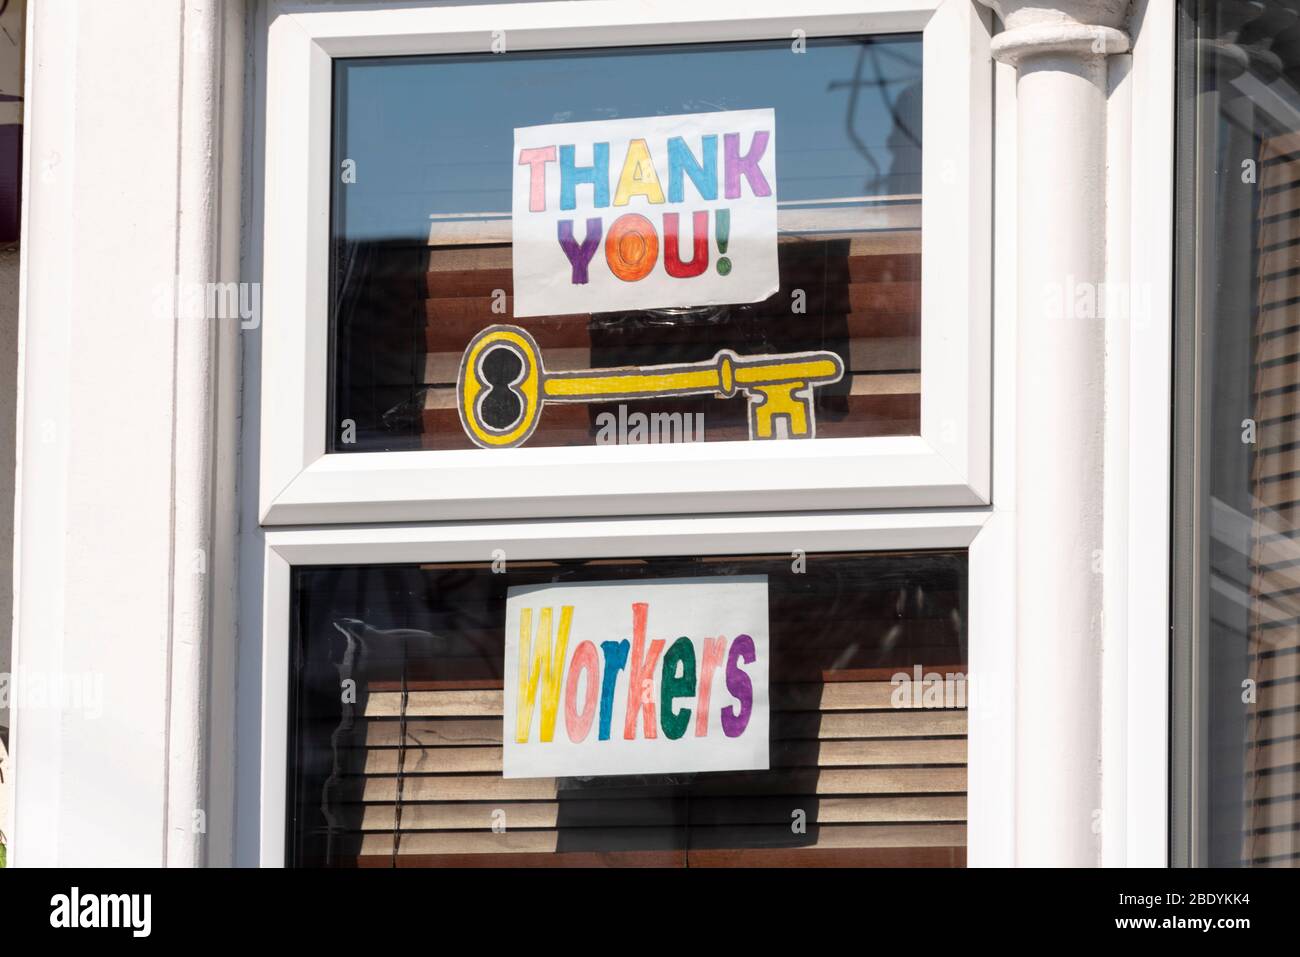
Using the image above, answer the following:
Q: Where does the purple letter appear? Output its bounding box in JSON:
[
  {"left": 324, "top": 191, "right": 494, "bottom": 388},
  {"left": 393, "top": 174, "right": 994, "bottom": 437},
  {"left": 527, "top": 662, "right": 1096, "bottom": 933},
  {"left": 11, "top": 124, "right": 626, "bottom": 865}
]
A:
[
  {"left": 557, "top": 218, "right": 603, "bottom": 284},
  {"left": 724, "top": 131, "right": 772, "bottom": 199},
  {"left": 721, "top": 633, "right": 755, "bottom": 737}
]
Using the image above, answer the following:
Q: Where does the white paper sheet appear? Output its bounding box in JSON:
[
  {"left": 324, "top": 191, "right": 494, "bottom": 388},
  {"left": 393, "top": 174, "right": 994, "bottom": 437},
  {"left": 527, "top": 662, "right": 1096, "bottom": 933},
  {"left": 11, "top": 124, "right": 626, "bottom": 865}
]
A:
[
  {"left": 511, "top": 109, "right": 778, "bottom": 317},
  {"left": 502, "top": 576, "right": 770, "bottom": 779}
]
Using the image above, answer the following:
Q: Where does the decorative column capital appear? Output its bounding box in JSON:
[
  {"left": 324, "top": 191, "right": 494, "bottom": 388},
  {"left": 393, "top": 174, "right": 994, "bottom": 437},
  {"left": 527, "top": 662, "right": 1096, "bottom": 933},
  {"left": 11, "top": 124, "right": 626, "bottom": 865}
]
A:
[{"left": 977, "top": 0, "right": 1131, "bottom": 65}]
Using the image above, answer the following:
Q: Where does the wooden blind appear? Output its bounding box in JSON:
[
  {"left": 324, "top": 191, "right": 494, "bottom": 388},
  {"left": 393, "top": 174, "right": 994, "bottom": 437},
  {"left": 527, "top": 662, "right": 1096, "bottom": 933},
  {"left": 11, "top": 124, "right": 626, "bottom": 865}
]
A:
[
  {"left": 333, "top": 221, "right": 922, "bottom": 451},
  {"left": 295, "top": 554, "right": 967, "bottom": 868},
  {"left": 1246, "top": 132, "right": 1300, "bottom": 866}
]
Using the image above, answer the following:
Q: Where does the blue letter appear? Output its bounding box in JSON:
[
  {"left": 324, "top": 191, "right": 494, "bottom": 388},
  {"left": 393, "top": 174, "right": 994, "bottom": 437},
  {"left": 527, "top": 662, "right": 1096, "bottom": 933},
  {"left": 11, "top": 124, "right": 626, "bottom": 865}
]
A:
[
  {"left": 560, "top": 142, "right": 610, "bottom": 210},
  {"left": 668, "top": 135, "right": 717, "bottom": 203},
  {"left": 597, "top": 639, "right": 630, "bottom": 741}
]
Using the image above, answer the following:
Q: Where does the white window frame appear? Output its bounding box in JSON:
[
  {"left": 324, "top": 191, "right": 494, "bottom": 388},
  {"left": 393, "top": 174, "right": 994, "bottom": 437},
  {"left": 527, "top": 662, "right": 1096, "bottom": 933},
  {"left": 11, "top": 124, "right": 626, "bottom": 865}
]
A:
[
  {"left": 258, "top": 508, "right": 1015, "bottom": 867},
  {"left": 258, "top": 0, "right": 993, "bottom": 525}
]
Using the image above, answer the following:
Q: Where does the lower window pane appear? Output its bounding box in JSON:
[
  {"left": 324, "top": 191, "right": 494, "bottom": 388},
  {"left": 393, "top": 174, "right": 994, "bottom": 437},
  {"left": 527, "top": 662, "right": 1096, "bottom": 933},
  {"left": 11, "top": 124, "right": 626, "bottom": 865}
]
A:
[{"left": 287, "top": 550, "right": 968, "bottom": 867}]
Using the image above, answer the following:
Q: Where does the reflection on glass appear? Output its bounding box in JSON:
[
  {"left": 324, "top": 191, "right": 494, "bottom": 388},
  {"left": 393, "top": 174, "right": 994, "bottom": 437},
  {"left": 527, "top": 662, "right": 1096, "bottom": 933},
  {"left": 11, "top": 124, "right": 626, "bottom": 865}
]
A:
[
  {"left": 1175, "top": 0, "right": 1300, "bottom": 866},
  {"left": 328, "top": 37, "right": 924, "bottom": 452},
  {"left": 286, "top": 551, "right": 968, "bottom": 867}
]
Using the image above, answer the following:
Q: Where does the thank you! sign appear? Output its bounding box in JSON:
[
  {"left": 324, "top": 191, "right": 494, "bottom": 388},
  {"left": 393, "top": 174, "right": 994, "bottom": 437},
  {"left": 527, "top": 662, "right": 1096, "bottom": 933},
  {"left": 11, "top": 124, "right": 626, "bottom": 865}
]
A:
[
  {"left": 511, "top": 109, "right": 779, "bottom": 317},
  {"left": 503, "top": 576, "right": 770, "bottom": 778}
]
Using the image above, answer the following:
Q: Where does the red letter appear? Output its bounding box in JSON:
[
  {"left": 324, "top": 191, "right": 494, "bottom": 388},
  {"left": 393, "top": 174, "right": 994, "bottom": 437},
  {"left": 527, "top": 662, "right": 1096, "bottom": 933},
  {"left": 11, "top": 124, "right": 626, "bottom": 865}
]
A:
[
  {"left": 622, "top": 602, "right": 665, "bottom": 739},
  {"left": 565, "top": 640, "right": 600, "bottom": 742},
  {"left": 663, "top": 211, "right": 708, "bottom": 278},
  {"left": 694, "top": 636, "right": 727, "bottom": 736}
]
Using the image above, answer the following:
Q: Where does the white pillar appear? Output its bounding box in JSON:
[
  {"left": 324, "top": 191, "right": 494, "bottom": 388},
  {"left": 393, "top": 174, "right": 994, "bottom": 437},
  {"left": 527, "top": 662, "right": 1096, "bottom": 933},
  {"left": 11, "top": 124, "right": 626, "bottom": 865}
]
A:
[
  {"left": 8, "top": 0, "right": 242, "bottom": 867},
  {"left": 980, "top": 0, "right": 1130, "bottom": 865}
]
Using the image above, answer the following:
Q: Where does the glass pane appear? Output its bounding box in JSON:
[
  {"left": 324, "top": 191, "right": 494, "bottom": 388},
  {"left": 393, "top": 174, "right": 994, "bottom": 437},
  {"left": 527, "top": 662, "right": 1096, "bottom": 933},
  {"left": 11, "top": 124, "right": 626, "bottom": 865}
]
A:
[
  {"left": 328, "top": 37, "right": 923, "bottom": 452},
  {"left": 286, "top": 550, "right": 968, "bottom": 867},
  {"left": 1174, "top": 0, "right": 1300, "bottom": 866}
]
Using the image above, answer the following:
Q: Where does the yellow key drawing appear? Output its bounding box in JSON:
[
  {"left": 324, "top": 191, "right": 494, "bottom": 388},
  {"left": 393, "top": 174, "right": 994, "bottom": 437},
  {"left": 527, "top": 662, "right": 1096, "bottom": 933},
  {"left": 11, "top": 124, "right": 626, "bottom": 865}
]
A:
[{"left": 457, "top": 324, "right": 845, "bottom": 449}]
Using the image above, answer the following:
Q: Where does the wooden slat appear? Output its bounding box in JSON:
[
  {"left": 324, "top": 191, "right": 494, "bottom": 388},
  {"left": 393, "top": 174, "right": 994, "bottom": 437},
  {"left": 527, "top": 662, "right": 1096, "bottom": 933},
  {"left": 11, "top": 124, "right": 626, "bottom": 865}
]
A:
[
  {"left": 1259, "top": 272, "right": 1300, "bottom": 307},
  {"left": 1252, "top": 711, "right": 1300, "bottom": 741},
  {"left": 1262, "top": 188, "right": 1300, "bottom": 218},
  {"left": 1244, "top": 737, "right": 1300, "bottom": 772},
  {"left": 1243, "top": 827, "right": 1300, "bottom": 861},
  {"left": 424, "top": 282, "right": 918, "bottom": 327},
  {"left": 420, "top": 391, "right": 919, "bottom": 447},
  {"left": 1247, "top": 799, "right": 1300, "bottom": 829},
  {"left": 1246, "top": 766, "right": 1300, "bottom": 799},
  {"left": 359, "top": 707, "right": 968, "bottom": 747},
  {"left": 363, "top": 680, "right": 962, "bottom": 717},
  {"left": 353, "top": 737, "right": 966, "bottom": 775},
  {"left": 1262, "top": 156, "right": 1300, "bottom": 190},
  {"left": 1256, "top": 417, "right": 1300, "bottom": 450},
  {"left": 1255, "top": 652, "right": 1300, "bottom": 683},
  {"left": 350, "top": 845, "right": 965, "bottom": 867},
  {"left": 1255, "top": 362, "right": 1300, "bottom": 397},
  {"left": 1256, "top": 681, "right": 1300, "bottom": 711},
  {"left": 1262, "top": 131, "right": 1300, "bottom": 160},
  {"left": 354, "top": 766, "right": 967, "bottom": 803},
  {"left": 351, "top": 794, "right": 967, "bottom": 832},
  {"left": 684, "top": 845, "right": 965, "bottom": 867},
  {"left": 357, "top": 822, "right": 965, "bottom": 856},
  {"left": 424, "top": 309, "right": 919, "bottom": 355},
  {"left": 1250, "top": 473, "right": 1300, "bottom": 508},
  {"left": 1254, "top": 332, "right": 1300, "bottom": 365},
  {"left": 1253, "top": 391, "right": 1300, "bottom": 424},
  {"left": 355, "top": 849, "right": 690, "bottom": 867}
]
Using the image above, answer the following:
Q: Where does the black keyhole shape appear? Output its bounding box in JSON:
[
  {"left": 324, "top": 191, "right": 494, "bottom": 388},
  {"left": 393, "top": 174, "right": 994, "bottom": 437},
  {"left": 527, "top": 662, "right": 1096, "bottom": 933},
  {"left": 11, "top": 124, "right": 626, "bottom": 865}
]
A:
[{"left": 479, "top": 345, "right": 525, "bottom": 431}]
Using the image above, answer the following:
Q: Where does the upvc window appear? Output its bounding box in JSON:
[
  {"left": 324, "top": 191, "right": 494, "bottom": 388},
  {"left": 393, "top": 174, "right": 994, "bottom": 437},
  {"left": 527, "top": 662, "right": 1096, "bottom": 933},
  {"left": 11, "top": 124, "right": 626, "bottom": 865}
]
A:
[
  {"left": 258, "top": 0, "right": 992, "bottom": 524},
  {"left": 253, "top": 0, "right": 1008, "bottom": 870}
]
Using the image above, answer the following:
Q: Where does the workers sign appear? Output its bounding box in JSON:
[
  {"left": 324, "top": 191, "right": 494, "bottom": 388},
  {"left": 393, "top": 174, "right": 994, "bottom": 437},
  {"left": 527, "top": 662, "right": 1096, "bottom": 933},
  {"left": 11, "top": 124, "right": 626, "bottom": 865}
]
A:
[
  {"left": 502, "top": 577, "right": 770, "bottom": 779},
  {"left": 511, "top": 109, "right": 779, "bottom": 318}
]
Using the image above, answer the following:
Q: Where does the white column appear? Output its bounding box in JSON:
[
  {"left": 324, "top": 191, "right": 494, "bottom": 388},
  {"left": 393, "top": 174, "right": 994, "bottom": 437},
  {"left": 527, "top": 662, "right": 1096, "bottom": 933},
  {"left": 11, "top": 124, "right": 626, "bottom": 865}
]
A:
[
  {"left": 8, "top": 0, "right": 242, "bottom": 867},
  {"left": 980, "top": 0, "right": 1130, "bottom": 865}
]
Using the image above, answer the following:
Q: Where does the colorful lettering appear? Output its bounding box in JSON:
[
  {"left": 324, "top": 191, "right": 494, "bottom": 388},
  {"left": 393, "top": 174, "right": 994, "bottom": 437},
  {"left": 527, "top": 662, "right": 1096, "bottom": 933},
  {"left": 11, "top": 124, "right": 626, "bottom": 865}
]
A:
[
  {"left": 515, "top": 605, "right": 573, "bottom": 743},
  {"left": 659, "top": 636, "right": 697, "bottom": 740},
  {"left": 557, "top": 218, "right": 603, "bottom": 284},
  {"left": 723, "top": 130, "right": 772, "bottom": 200},
  {"left": 694, "top": 635, "right": 727, "bottom": 737},
  {"left": 565, "top": 640, "right": 601, "bottom": 742},
  {"left": 622, "top": 602, "right": 666, "bottom": 740},
  {"left": 663, "top": 211, "right": 709, "bottom": 279},
  {"left": 667, "top": 135, "right": 718, "bottom": 203},
  {"left": 613, "top": 138, "right": 666, "bottom": 207},
  {"left": 560, "top": 142, "right": 610, "bottom": 210},
  {"left": 721, "top": 633, "right": 755, "bottom": 738},
  {"left": 597, "top": 639, "right": 630, "bottom": 741},
  {"left": 518, "top": 145, "right": 557, "bottom": 212}
]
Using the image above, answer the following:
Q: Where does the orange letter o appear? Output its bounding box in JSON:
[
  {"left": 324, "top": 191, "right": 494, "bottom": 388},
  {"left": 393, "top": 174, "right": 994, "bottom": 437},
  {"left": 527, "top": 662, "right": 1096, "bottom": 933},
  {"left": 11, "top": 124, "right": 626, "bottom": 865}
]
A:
[{"left": 604, "top": 213, "right": 659, "bottom": 282}]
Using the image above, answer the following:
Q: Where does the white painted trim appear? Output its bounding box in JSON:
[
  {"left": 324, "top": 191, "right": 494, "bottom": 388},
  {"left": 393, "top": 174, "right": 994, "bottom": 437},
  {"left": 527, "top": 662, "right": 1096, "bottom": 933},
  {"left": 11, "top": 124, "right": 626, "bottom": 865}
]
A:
[
  {"left": 256, "top": 506, "right": 1004, "bottom": 866},
  {"left": 167, "top": 0, "right": 245, "bottom": 870},
  {"left": 1101, "top": 45, "right": 1133, "bottom": 870},
  {"left": 258, "top": 0, "right": 993, "bottom": 525},
  {"left": 965, "top": 52, "right": 1019, "bottom": 869},
  {"left": 10, "top": 0, "right": 244, "bottom": 867},
  {"left": 1118, "top": 0, "right": 1173, "bottom": 868}
]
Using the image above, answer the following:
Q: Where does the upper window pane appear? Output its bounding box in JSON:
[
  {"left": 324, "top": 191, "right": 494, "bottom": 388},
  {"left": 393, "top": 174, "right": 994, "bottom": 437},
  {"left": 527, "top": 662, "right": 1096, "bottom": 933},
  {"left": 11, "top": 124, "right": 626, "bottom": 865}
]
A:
[{"left": 328, "top": 36, "right": 923, "bottom": 452}]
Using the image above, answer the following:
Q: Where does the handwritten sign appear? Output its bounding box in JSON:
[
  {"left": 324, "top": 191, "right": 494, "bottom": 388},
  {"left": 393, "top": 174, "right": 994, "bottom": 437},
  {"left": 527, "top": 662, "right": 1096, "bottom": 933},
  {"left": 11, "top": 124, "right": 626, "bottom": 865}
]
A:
[
  {"left": 503, "top": 576, "right": 770, "bottom": 779},
  {"left": 511, "top": 109, "right": 779, "bottom": 318}
]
